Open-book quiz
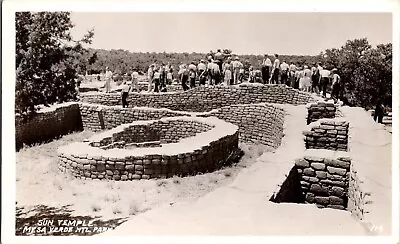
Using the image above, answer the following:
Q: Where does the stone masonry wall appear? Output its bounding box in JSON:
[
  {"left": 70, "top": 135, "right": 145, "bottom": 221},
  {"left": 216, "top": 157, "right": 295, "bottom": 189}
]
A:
[
  {"left": 80, "top": 103, "right": 285, "bottom": 148},
  {"left": 307, "top": 101, "right": 337, "bottom": 124},
  {"left": 80, "top": 84, "right": 316, "bottom": 112},
  {"left": 90, "top": 120, "right": 213, "bottom": 148},
  {"left": 303, "top": 119, "right": 349, "bottom": 151},
  {"left": 58, "top": 117, "right": 240, "bottom": 180},
  {"left": 16, "top": 103, "right": 82, "bottom": 150},
  {"left": 200, "top": 103, "right": 285, "bottom": 148},
  {"left": 294, "top": 154, "right": 351, "bottom": 210},
  {"left": 348, "top": 164, "right": 368, "bottom": 220},
  {"left": 79, "top": 103, "right": 190, "bottom": 132}
]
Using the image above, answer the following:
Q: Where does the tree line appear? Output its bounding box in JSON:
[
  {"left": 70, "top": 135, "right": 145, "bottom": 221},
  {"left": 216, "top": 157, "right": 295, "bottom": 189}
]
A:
[{"left": 15, "top": 11, "right": 392, "bottom": 116}]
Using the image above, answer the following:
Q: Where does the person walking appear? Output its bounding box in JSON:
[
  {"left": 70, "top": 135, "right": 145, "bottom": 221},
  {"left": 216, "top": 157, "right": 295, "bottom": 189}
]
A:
[
  {"left": 319, "top": 66, "right": 330, "bottom": 98},
  {"left": 121, "top": 81, "right": 131, "bottom": 108},
  {"left": 270, "top": 54, "right": 280, "bottom": 84},
  {"left": 261, "top": 54, "right": 272, "bottom": 84},
  {"left": 104, "top": 66, "right": 113, "bottom": 93},
  {"left": 280, "top": 60, "right": 290, "bottom": 86}
]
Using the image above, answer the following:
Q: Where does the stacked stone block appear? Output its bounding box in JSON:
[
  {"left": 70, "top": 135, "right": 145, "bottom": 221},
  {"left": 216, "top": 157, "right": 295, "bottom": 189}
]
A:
[
  {"left": 80, "top": 84, "right": 316, "bottom": 112},
  {"left": 79, "top": 103, "right": 190, "bottom": 132},
  {"left": 90, "top": 120, "right": 214, "bottom": 149},
  {"left": 348, "top": 165, "right": 367, "bottom": 220},
  {"left": 295, "top": 155, "right": 351, "bottom": 210},
  {"left": 16, "top": 103, "right": 82, "bottom": 150},
  {"left": 307, "top": 102, "right": 337, "bottom": 124},
  {"left": 303, "top": 120, "right": 349, "bottom": 151},
  {"left": 201, "top": 104, "right": 285, "bottom": 148}
]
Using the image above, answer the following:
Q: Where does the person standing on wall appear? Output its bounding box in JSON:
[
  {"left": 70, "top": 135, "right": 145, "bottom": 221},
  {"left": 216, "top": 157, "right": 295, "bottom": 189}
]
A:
[
  {"left": 289, "top": 61, "right": 297, "bottom": 87},
  {"left": 319, "top": 66, "right": 330, "bottom": 98},
  {"left": 104, "top": 66, "right": 113, "bottom": 93},
  {"left": 311, "top": 63, "right": 320, "bottom": 94},
  {"left": 180, "top": 64, "right": 190, "bottom": 91},
  {"left": 261, "top": 54, "right": 272, "bottom": 84},
  {"left": 212, "top": 60, "right": 221, "bottom": 85},
  {"left": 232, "top": 56, "right": 241, "bottom": 85},
  {"left": 280, "top": 60, "right": 289, "bottom": 86},
  {"left": 270, "top": 54, "right": 280, "bottom": 84},
  {"left": 214, "top": 49, "right": 224, "bottom": 75},
  {"left": 121, "top": 81, "right": 131, "bottom": 108},
  {"left": 197, "top": 59, "right": 207, "bottom": 86},
  {"left": 153, "top": 67, "right": 161, "bottom": 92},
  {"left": 131, "top": 69, "right": 139, "bottom": 92},
  {"left": 303, "top": 65, "right": 312, "bottom": 92},
  {"left": 331, "top": 68, "right": 341, "bottom": 103},
  {"left": 317, "top": 62, "right": 324, "bottom": 93},
  {"left": 207, "top": 59, "right": 214, "bottom": 85},
  {"left": 147, "top": 64, "right": 155, "bottom": 92}
]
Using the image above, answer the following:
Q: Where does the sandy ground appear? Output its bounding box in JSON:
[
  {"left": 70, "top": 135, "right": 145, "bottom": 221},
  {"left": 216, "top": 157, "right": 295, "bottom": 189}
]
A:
[{"left": 16, "top": 132, "right": 269, "bottom": 223}]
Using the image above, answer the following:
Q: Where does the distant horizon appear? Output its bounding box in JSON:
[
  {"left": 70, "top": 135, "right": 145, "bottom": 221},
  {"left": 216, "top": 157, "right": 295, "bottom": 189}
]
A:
[{"left": 70, "top": 12, "right": 392, "bottom": 56}]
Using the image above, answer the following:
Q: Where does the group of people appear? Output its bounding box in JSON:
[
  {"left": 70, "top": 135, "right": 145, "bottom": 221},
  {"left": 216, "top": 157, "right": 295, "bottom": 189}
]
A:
[
  {"left": 258, "top": 54, "right": 341, "bottom": 100},
  {"left": 113, "top": 49, "right": 344, "bottom": 108}
]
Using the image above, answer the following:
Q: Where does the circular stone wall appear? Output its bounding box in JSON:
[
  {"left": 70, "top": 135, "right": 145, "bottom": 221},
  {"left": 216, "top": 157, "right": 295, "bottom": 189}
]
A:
[{"left": 57, "top": 117, "right": 240, "bottom": 180}]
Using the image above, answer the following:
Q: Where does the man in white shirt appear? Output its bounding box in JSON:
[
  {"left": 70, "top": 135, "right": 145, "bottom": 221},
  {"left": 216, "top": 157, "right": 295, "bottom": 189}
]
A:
[
  {"left": 271, "top": 54, "right": 280, "bottom": 84},
  {"left": 104, "top": 67, "right": 113, "bottom": 93},
  {"left": 331, "top": 68, "right": 341, "bottom": 102},
  {"left": 147, "top": 64, "right": 155, "bottom": 92},
  {"left": 261, "top": 54, "right": 272, "bottom": 84},
  {"left": 131, "top": 70, "right": 139, "bottom": 92},
  {"left": 231, "top": 57, "right": 242, "bottom": 85},
  {"left": 319, "top": 66, "right": 331, "bottom": 98},
  {"left": 121, "top": 81, "right": 131, "bottom": 108},
  {"left": 280, "top": 60, "right": 290, "bottom": 86}
]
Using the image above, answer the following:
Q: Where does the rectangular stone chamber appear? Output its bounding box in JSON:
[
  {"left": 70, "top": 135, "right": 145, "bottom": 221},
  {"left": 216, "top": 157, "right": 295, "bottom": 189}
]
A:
[{"left": 270, "top": 156, "right": 352, "bottom": 211}]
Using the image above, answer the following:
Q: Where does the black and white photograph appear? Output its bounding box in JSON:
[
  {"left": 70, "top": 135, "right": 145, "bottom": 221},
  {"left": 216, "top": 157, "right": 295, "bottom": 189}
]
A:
[{"left": 2, "top": 0, "right": 399, "bottom": 243}]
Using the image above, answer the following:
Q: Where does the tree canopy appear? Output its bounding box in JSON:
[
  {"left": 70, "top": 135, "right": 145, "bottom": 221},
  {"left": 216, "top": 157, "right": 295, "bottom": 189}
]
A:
[{"left": 15, "top": 12, "right": 94, "bottom": 115}]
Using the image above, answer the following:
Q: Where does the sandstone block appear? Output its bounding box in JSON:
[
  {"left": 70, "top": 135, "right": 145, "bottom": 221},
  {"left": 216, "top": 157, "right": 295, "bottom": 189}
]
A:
[
  {"left": 311, "top": 162, "right": 325, "bottom": 170},
  {"left": 295, "top": 158, "right": 309, "bottom": 168},
  {"left": 327, "top": 166, "right": 347, "bottom": 176},
  {"left": 315, "top": 196, "right": 330, "bottom": 205}
]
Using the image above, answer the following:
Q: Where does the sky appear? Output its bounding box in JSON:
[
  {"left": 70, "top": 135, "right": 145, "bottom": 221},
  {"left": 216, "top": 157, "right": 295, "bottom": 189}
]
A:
[{"left": 70, "top": 12, "right": 392, "bottom": 56}]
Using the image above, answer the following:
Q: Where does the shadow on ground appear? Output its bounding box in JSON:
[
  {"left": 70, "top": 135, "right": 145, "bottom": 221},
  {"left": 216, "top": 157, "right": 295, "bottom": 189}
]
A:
[{"left": 16, "top": 204, "right": 128, "bottom": 236}]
